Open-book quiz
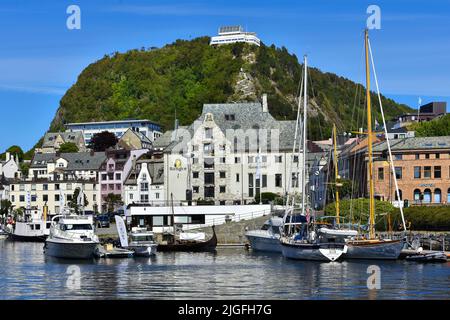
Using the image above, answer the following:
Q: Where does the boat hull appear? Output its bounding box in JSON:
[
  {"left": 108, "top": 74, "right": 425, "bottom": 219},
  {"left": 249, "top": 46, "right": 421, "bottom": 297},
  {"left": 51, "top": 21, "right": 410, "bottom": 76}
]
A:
[
  {"left": 45, "top": 240, "right": 98, "bottom": 259},
  {"left": 245, "top": 234, "right": 282, "bottom": 253},
  {"left": 281, "top": 242, "right": 346, "bottom": 262},
  {"left": 344, "top": 240, "right": 403, "bottom": 260},
  {"left": 127, "top": 245, "right": 158, "bottom": 257},
  {"left": 7, "top": 233, "right": 47, "bottom": 242},
  {"left": 157, "top": 226, "right": 217, "bottom": 252}
]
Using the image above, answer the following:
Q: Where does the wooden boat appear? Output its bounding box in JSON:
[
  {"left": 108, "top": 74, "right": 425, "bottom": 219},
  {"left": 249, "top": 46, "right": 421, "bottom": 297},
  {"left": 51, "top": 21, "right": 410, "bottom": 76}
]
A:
[
  {"left": 343, "top": 30, "right": 406, "bottom": 260},
  {"left": 157, "top": 225, "right": 217, "bottom": 252}
]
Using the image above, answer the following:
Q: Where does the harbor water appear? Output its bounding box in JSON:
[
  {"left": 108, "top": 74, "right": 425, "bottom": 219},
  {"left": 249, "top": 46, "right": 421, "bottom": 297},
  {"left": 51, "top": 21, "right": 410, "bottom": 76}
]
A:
[{"left": 0, "top": 241, "right": 449, "bottom": 300}]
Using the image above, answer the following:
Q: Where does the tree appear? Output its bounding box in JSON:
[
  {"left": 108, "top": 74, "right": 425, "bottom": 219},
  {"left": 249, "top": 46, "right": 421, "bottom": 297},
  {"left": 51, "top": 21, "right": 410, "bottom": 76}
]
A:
[
  {"left": 104, "top": 193, "right": 123, "bottom": 213},
  {"left": 88, "top": 131, "right": 118, "bottom": 151},
  {"left": 0, "top": 200, "right": 13, "bottom": 223},
  {"left": 68, "top": 187, "right": 89, "bottom": 214},
  {"left": 59, "top": 142, "right": 79, "bottom": 153},
  {"left": 20, "top": 162, "right": 30, "bottom": 176}
]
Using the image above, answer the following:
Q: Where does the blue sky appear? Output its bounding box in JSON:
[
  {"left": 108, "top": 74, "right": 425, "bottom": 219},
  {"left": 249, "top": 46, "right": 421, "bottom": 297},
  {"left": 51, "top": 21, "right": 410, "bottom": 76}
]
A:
[{"left": 0, "top": 0, "right": 449, "bottom": 151}]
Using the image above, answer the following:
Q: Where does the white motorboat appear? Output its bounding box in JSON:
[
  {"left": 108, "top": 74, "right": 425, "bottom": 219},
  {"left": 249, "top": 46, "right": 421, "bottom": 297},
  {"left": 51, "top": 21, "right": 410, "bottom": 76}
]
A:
[
  {"left": 245, "top": 217, "right": 284, "bottom": 253},
  {"left": 115, "top": 216, "right": 157, "bottom": 257},
  {"left": 5, "top": 208, "right": 51, "bottom": 242},
  {"left": 44, "top": 214, "right": 99, "bottom": 259}
]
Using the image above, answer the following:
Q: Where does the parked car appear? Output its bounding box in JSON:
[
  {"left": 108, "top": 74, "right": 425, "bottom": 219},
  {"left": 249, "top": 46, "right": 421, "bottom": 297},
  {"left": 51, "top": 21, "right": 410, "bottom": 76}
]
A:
[{"left": 96, "top": 214, "right": 110, "bottom": 228}]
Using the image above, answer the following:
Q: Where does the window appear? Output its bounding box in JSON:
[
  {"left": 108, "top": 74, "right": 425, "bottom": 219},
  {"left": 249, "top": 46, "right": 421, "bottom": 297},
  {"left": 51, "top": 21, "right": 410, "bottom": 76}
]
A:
[
  {"left": 414, "top": 189, "right": 421, "bottom": 202},
  {"left": 205, "top": 128, "right": 213, "bottom": 139},
  {"left": 192, "top": 158, "right": 199, "bottom": 164},
  {"left": 423, "top": 189, "right": 432, "bottom": 203},
  {"left": 248, "top": 173, "right": 254, "bottom": 197},
  {"left": 275, "top": 156, "right": 283, "bottom": 163},
  {"left": 394, "top": 154, "right": 403, "bottom": 160},
  {"left": 19, "top": 195, "right": 25, "bottom": 202},
  {"left": 219, "top": 171, "right": 226, "bottom": 179},
  {"left": 109, "top": 184, "right": 114, "bottom": 191},
  {"left": 55, "top": 195, "right": 60, "bottom": 202},
  {"left": 193, "top": 186, "right": 200, "bottom": 194},
  {"left": 378, "top": 167, "right": 384, "bottom": 180},
  {"left": 116, "top": 173, "right": 121, "bottom": 180},
  {"left": 101, "top": 174, "right": 107, "bottom": 180},
  {"left": 424, "top": 166, "right": 432, "bottom": 179},
  {"left": 55, "top": 184, "right": 60, "bottom": 191},
  {"left": 204, "top": 173, "right": 215, "bottom": 184},
  {"left": 415, "top": 154, "right": 420, "bottom": 160},
  {"left": 220, "top": 186, "right": 226, "bottom": 193},
  {"left": 101, "top": 184, "right": 107, "bottom": 191},
  {"left": 235, "top": 157, "right": 241, "bottom": 164},
  {"left": 193, "top": 171, "right": 199, "bottom": 179},
  {"left": 204, "top": 186, "right": 215, "bottom": 198},
  {"left": 140, "top": 194, "right": 149, "bottom": 203},
  {"left": 192, "top": 145, "right": 199, "bottom": 152},
  {"left": 31, "top": 184, "right": 36, "bottom": 191},
  {"left": 43, "top": 184, "right": 48, "bottom": 191},
  {"left": 434, "top": 189, "right": 441, "bottom": 203},
  {"left": 153, "top": 216, "right": 164, "bottom": 226},
  {"left": 248, "top": 156, "right": 254, "bottom": 163},
  {"left": 20, "top": 185, "right": 25, "bottom": 191},
  {"left": 11, "top": 195, "right": 15, "bottom": 202},
  {"left": 262, "top": 175, "right": 267, "bottom": 188},
  {"left": 220, "top": 157, "right": 226, "bottom": 164},
  {"left": 116, "top": 184, "right": 121, "bottom": 191},
  {"left": 293, "top": 155, "right": 299, "bottom": 163},
  {"left": 436, "top": 153, "right": 440, "bottom": 159},
  {"left": 394, "top": 167, "right": 402, "bottom": 179},
  {"left": 394, "top": 189, "right": 402, "bottom": 201},
  {"left": 43, "top": 195, "right": 48, "bottom": 202},
  {"left": 292, "top": 173, "right": 299, "bottom": 188},
  {"left": 236, "top": 173, "right": 240, "bottom": 182},
  {"left": 140, "top": 183, "right": 149, "bottom": 191},
  {"left": 414, "top": 166, "right": 421, "bottom": 179},
  {"left": 275, "top": 174, "right": 282, "bottom": 187},
  {"left": 31, "top": 195, "right": 37, "bottom": 202},
  {"left": 434, "top": 166, "right": 441, "bottom": 179},
  {"left": 425, "top": 154, "right": 430, "bottom": 159},
  {"left": 129, "top": 194, "right": 133, "bottom": 200},
  {"left": 204, "top": 158, "right": 214, "bottom": 169},
  {"left": 203, "top": 143, "right": 214, "bottom": 156}
]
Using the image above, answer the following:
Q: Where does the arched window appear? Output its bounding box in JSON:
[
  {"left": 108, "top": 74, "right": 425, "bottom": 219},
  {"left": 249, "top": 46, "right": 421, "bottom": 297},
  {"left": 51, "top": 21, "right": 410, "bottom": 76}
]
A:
[
  {"left": 434, "top": 188, "right": 442, "bottom": 204},
  {"left": 395, "top": 189, "right": 403, "bottom": 201},
  {"left": 423, "top": 189, "right": 432, "bottom": 203},
  {"left": 414, "top": 189, "right": 421, "bottom": 203}
]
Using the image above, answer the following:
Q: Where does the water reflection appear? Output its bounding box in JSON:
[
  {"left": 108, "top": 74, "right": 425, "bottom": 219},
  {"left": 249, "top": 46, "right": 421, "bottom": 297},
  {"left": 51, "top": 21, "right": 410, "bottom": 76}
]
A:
[{"left": 0, "top": 242, "right": 449, "bottom": 300}]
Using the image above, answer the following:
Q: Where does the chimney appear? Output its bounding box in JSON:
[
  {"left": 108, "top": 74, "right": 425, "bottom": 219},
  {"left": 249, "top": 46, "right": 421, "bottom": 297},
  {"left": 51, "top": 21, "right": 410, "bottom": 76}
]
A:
[
  {"left": 15, "top": 154, "right": 19, "bottom": 164},
  {"left": 262, "top": 94, "right": 268, "bottom": 113},
  {"left": 5, "top": 152, "right": 10, "bottom": 161},
  {"left": 132, "top": 155, "right": 137, "bottom": 171}
]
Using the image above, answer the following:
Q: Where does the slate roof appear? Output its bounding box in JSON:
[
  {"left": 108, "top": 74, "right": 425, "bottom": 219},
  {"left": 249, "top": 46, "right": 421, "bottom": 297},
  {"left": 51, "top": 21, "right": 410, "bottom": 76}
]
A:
[
  {"left": 155, "top": 103, "right": 298, "bottom": 152},
  {"left": 31, "top": 152, "right": 107, "bottom": 170},
  {"left": 373, "top": 136, "right": 450, "bottom": 152},
  {"left": 42, "top": 132, "right": 84, "bottom": 148}
]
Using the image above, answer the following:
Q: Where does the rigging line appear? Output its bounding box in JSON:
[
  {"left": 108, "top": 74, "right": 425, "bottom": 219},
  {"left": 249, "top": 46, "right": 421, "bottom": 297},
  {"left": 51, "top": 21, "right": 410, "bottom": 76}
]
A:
[{"left": 367, "top": 38, "right": 407, "bottom": 235}]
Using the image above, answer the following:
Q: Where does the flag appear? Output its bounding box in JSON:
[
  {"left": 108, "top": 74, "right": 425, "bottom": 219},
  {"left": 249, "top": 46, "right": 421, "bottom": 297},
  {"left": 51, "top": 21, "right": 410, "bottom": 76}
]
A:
[
  {"left": 77, "top": 186, "right": 84, "bottom": 207},
  {"left": 59, "top": 186, "right": 65, "bottom": 210},
  {"left": 255, "top": 149, "right": 262, "bottom": 180},
  {"left": 418, "top": 97, "right": 422, "bottom": 106},
  {"left": 26, "top": 191, "right": 31, "bottom": 210}
]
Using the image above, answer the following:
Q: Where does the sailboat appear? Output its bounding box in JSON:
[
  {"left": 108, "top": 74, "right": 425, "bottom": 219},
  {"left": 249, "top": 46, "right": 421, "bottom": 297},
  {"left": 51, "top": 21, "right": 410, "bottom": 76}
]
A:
[
  {"left": 343, "top": 30, "right": 405, "bottom": 260},
  {"left": 280, "top": 55, "right": 348, "bottom": 262}
]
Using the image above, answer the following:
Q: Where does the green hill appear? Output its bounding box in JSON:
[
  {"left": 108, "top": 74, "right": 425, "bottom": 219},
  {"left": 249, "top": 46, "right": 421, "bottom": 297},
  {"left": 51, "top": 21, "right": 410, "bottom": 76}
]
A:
[{"left": 48, "top": 36, "right": 413, "bottom": 141}]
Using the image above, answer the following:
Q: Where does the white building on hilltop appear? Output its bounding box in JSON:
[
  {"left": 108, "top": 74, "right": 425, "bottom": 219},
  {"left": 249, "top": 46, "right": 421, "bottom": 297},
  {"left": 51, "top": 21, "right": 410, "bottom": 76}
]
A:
[{"left": 210, "top": 26, "right": 261, "bottom": 47}]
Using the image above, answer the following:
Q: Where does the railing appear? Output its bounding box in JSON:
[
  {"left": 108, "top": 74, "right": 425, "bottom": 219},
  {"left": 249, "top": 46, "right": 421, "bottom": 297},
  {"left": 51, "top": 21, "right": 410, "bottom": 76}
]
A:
[{"left": 182, "top": 208, "right": 272, "bottom": 231}]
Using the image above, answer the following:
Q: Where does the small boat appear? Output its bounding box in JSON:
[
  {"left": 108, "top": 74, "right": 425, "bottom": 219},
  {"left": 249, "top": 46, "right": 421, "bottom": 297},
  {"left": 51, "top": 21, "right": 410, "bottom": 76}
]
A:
[
  {"left": 95, "top": 244, "right": 134, "bottom": 258},
  {"left": 157, "top": 225, "right": 217, "bottom": 252},
  {"left": 115, "top": 215, "right": 158, "bottom": 257},
  {"left": 5, "top": 209, "right": 51, "bottom": 242},
  {"left": 406, "top": 251, "right": 448, "bottom": 263},
  {"left": 245, "top": 217, "right": 283, "bottom": 253},
  {"left": 0, "top": 227, "right": 8, "bottom": 240},
  {"left": 44, "top": 214, "right": 100, "bottom": 259}
]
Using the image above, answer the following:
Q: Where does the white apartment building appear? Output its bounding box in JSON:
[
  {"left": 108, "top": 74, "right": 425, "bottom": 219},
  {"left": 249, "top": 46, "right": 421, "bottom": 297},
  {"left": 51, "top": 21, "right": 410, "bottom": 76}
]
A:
[
  {"left": 65, "top": 119, "right": 162, "bottom": 146},
  {"left": 154, "top": 96, "right": 304, "bottom": 205},
  {"left": 210, "top": 26, "right": 261, "bottom": 47},
  {"left": 124, "top": 159, "right": 164, "bottom": 206},
  {"left": 9, "top": 180, "right": 99, "bottom": 215}
]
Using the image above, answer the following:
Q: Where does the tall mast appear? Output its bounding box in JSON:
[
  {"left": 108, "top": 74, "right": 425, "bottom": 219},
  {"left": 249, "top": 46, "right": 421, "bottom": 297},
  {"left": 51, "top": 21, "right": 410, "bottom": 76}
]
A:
[
  {"left": 332, "top": 124, "right": 340, "bottom": 226},
  {"left": 301, "top": 55, "right": 308, "bottom": 216},
  {"left": 365, "top": 29, "right": 376, "bottom": 239}
]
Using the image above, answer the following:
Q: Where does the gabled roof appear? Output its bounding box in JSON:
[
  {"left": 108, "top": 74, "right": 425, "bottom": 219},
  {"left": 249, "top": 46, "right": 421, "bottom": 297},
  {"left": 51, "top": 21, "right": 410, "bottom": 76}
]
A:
[
  {"left": 42, "top": 132, "right": 84, "bottom": 148},
  {"left": 31, "top": 152, "right": 107, "bottom": 170}
]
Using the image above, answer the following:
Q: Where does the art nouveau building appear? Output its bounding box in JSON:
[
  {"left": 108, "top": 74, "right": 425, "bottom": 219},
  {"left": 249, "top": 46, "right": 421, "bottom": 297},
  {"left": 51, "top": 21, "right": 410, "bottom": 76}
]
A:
[{"left": 153, "top": 97, "right": 305, "bottom": 205}]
